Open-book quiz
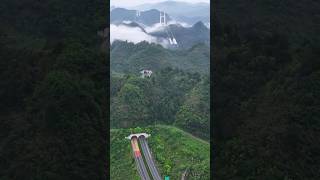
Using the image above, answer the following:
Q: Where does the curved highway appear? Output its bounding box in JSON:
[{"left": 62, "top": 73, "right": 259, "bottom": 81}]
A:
[
  {"left": 131, "top": 137, "right": 151, "bottom": 180},
  {"left": 139, "top": 136, "right": 162, "bottom": 180}
]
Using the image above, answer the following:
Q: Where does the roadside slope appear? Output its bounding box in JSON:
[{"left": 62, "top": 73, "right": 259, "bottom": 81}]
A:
[{"left": 110, "top": 125, "right": 210, "bottom": 179}]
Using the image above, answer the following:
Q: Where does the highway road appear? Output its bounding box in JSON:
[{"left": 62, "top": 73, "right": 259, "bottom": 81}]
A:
[
  {"left": 131, "top": 137, "right": 151, "bottom": 180},
  {"left": 139, "top": 136, "right": 162, "bottom": 180}
]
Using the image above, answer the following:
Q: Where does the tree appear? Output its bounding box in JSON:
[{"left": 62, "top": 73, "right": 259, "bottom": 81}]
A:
[{"left": 14, "top": 71, "right": 106, "bottom": 180}]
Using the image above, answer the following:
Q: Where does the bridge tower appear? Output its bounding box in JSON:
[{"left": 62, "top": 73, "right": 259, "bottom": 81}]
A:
[
  {"left": 160, "top": 11, "right": 179, "bottom": 47},
  {"left": 136, "top": 10, "right": 141, "bottom": 17},
  {"left": 160, "top": 11, "right": 166, "bottom": 26}
]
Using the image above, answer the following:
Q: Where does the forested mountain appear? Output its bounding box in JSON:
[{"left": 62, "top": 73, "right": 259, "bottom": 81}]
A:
[
  {"left": 111, "top": 40, "right": 210, "bottom": 74},
  {"left": 110, "top": 5, "right": 210, "bottom": 50},
  {"left": 214, "top": 0, "right": 320, "bottom": 44},
  {"left": 150, "top": 21, "right": 210, "bottom": 49},
  {"left": 175, "top": 76, "right": 210, "bottom": 139},
  {"left": 213, "top": 0, "right": 320, "bottom": 179},
  {"left": 0, "top": 0, "right": 108, "bottom": 179},
  {"left": 111, "top": 21, "right": 210, "bottom": 49},
  {"left": 110, "top": 67, "right": 210, "bottom": 140},
  {"left": 111, "top": 8, "right": 171, "bottom": 27},
  {"left": 110, "top": 39, "right": 210, "bottom": 178},
  {"left": 110, "top": 3, "right": 211, "bottom": 178}
]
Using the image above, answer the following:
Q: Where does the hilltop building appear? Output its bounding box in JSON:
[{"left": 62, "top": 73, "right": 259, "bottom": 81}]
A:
[{"left": 140, "top": 70, "right": 152, "bottom": 78}]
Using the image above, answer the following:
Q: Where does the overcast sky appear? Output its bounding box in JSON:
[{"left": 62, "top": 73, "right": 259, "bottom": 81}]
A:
[{"left": 111, "top": 0, "right": 210, "bottom": 8}]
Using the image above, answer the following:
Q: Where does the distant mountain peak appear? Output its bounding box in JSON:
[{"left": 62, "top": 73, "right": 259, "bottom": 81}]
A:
[
  {"left": 193, "top": 21, "right": 207, "bottom": 29},
  {"left": 133, "top": 1, "right": 210, "bottom": 26}
]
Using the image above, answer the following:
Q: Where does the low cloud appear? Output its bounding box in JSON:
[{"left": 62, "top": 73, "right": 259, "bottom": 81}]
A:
[
  {"left": 110, "top": 24, "right": 169, "bottom": 47},
  {"left": 110, "top": 24, "right": 156, "bottom": 44},
  {"left": 144, "top": 23, "right": 166, "bottom": 33}
]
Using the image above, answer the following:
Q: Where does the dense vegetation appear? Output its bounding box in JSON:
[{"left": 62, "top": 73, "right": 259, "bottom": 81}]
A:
[
  {"left": 0, "top": 0, "right": 108, "bottom": 179},
  {"left": 111, "top": 125, "right": 210, "bottom": 180},
  {"left": 213, "top": 0, "right": 320, "bottom": 179},
  {"left": 3, "top": 0, "right": 318, "bottom": 179},
  {"left": 111, "top": 40, "right": 210, "bottom": 74},
  {"left": 110, "top": 40, "right": 210, "bottom": 178},
  {"left": 111, "top": 65, "right": 210, "bottom": 140}
]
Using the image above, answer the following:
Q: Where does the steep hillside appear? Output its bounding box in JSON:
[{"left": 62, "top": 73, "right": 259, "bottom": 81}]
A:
[
  {"left": 213, "top": 0, "right": 320, "bottom": 179},
  {"left": 111, "top": 41, "right": 210, "bottom": 74},
  {"left": 0, "top": 0, "right": 108, "bottom": 179},
  {"left": 110, "top": 125, "right": 210, "bottom": 180},
  {"left": 110, "top": 63, "right": 210, "bottom": 141},
  {"left": 150, "top": 21, "right": 210, "bottom": 49},
  {"left": 214, "top": 0, "right": 320, "bottom": 44}
]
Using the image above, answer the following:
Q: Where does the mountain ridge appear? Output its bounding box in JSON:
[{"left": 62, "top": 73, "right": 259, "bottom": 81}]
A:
[
  {"left": 111, "top": 40, "right": 209, "bottom": 74},
  {"left": 149, "top": 21, "right": 210, "bottom": 49},
  {"left": 133, "top": 1, "right": 210, "bottom": 25}
]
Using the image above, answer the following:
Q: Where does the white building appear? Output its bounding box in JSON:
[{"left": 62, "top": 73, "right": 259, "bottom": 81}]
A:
[{"left": 140, "top": 70, "right": 152, "bottom": 78}]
